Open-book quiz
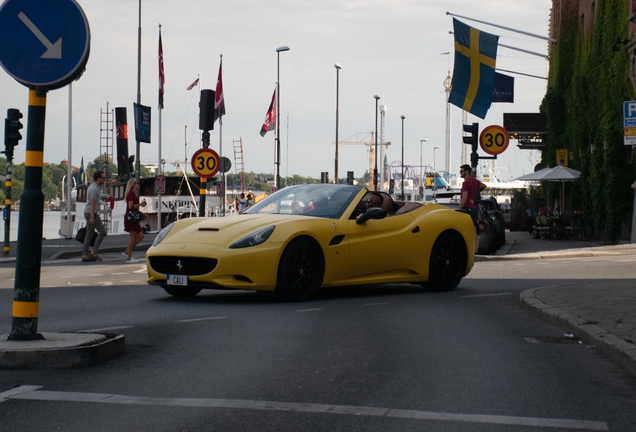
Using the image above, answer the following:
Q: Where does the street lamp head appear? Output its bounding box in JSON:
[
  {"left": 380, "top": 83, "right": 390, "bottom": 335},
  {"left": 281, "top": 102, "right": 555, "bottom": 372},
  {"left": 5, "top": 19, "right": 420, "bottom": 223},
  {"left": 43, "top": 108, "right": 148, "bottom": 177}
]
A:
[
  {"left": 334, "top": 63, "right": 341, "bottom": 69},
  {"left": 420, "top": 139, "right": 428, "bottom": 143},
  {"left": 400, "top": 115, "right": 405, "bottom": 120},
  {"left": 374, "top": 95, "right": 380, "bottom": 100},
  {"left": 434, "top": 146, "right": 440, "bottom": 149},
  {"left": 276, "top": 46, "right": 290, "bottom": 53}
]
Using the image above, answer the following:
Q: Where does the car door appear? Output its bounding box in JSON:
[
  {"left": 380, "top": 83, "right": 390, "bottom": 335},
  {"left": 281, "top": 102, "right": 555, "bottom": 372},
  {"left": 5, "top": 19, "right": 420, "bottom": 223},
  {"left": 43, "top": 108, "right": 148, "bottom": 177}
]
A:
[{"left": 346, "top": 212, "right": 420, "bottom": 278}]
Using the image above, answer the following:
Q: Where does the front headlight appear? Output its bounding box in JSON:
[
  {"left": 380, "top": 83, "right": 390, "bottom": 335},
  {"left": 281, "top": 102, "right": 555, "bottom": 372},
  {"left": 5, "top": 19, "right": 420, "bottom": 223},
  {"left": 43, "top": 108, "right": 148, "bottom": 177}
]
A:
[
  {"left": 229, "top": 225, "right": 275, "bottom": 249},
  {"left": 152, "top": 223, "right": 175, "bottom": 247}
]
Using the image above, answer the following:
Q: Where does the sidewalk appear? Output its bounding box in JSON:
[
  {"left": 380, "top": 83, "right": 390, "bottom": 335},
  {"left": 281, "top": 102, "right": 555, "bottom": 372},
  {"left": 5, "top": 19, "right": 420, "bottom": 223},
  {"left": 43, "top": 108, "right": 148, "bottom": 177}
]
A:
[
  {"left": 1, "top": 230, "right": 635, "bottom": 374},
  {"left": 0, "top": 231, "right": 157, "bottom": 263},
  {"left": 484, "top": 230, "right": 636, "bottom": 378}
]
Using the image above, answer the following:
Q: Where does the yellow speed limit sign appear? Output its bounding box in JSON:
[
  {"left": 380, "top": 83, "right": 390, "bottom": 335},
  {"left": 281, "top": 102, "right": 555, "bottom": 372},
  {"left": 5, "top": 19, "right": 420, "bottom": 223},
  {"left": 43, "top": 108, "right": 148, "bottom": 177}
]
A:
[
  {"left": 191, "top": 148, "right": 220, "bottom": 178},
  {"left": 479, "top": 125, "right": 510, "bottom": 156}
]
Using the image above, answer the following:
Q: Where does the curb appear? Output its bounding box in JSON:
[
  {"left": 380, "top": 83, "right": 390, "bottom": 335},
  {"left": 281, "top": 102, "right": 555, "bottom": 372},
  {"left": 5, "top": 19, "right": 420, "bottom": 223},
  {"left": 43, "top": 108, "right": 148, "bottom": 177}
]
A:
[
  {"left": 519, "top": 288, "right": 636, "bottom": 378},
  {"left": 475, "top": 250, "right": 621, "bottom": 262},
  {"left": 0, "top": 333, "right": 126, "bottom": 368},
  {"left": 51, "top": 243, "right": 153, "bottom": 260}
]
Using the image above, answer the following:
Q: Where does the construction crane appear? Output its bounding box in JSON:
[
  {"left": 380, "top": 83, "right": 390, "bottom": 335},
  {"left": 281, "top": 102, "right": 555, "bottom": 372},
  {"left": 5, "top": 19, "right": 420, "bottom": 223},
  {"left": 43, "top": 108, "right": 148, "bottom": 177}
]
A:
[{"left": 335, "top": 132, "right": 391, "bottom": 182}]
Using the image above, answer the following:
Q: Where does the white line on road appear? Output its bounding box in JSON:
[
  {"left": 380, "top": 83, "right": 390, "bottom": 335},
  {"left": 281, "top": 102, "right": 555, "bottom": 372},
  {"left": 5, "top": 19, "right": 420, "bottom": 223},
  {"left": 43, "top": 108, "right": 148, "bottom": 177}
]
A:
[
  {"left": 2, "top": 386, "right": 609, "bottom": 430},
  {"left": 78, "top": 326, "right": 134, "bottom": 333},
  {"left": 295, "top": 308, "right": 323, "bottom": 313},
  {"left": 461, "top": 293, "right": 513, "bottom": 298},
  {"left": 177, "top": 317, "right": 227, "bottom": 323}
]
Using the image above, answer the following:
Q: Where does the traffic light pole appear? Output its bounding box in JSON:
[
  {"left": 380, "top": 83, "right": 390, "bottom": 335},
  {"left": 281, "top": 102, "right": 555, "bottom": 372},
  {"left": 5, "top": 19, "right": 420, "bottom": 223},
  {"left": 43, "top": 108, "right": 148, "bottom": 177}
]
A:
[
  {"left": 9, "top": 89, "right": 47, "bottom": 341},
  {"left": 2, "top": 157, "right": 12, "bottom": 256},
  {"left": 199, "top": 131, "right": 210, "bottom": 217}
]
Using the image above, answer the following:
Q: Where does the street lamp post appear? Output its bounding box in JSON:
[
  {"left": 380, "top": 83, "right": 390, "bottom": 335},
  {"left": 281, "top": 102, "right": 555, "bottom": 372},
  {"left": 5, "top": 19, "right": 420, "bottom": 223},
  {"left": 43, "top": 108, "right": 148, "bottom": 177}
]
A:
[
  {"left": 334, "top": 63, "right": 341, "bottom": 184},
  {"left": 275, "top": 46, "right": 290, "bottom": 191},
  {"left": 433, "top": 146, "right": 441, "bottom": 196},
  {"left": 400, "top": 115, "right": 405, "bottom": 198},
  {"left": 419, "top": 139, "right": 428, "bottom": 192},
  {"left": 373, "top": 95, "right": 380, "bottom": 191}
]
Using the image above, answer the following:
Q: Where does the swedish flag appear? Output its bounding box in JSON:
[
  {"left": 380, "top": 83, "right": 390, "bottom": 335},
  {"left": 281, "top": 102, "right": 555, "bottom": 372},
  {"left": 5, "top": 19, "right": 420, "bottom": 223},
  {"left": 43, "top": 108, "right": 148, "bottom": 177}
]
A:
[{"left": 448, "top": 18, "right": 499, "bottom": 119}]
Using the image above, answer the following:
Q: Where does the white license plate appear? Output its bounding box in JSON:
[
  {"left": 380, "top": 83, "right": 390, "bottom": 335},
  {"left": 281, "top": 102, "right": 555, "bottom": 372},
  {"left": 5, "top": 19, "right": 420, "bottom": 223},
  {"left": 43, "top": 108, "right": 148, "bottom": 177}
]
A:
[{"left": 167, "top": 274, "right": 188, "bottom": 286}]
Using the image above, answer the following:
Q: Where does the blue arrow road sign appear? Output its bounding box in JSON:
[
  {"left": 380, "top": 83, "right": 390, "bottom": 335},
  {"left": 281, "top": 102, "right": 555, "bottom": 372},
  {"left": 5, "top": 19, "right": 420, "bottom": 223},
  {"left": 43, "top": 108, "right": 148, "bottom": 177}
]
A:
[{"left": 0, "top": 0, "right": 90, "bottom": 90}]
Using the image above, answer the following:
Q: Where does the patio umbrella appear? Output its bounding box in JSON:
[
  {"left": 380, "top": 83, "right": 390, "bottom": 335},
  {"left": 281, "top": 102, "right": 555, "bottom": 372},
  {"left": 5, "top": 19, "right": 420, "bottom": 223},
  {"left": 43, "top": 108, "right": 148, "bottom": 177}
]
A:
[
  {"left": 515, "top": 166, "right": 581, "bottom": 181},
  {"left": 515, "top": 166, "right": 581, "bottom": 212}
]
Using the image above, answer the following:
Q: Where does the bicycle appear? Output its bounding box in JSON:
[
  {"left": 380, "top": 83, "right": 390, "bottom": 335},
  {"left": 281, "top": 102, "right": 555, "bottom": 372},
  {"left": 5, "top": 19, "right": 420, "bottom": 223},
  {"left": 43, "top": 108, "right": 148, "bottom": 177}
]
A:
[{"left": 567, "top": 210, "right": 594, "bottom": 241}]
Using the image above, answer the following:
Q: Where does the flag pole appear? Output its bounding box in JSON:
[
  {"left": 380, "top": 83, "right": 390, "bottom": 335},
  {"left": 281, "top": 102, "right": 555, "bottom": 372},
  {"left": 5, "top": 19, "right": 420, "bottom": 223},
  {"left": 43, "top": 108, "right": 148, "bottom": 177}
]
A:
[
  {"left": 446, "top": 11, "right": 556, "bottom": 43},
  {"left": 218, "top": 54, "right": 224, "bottom": 217},
  {"left": 158, "top": 24, "right": 163, "bottom": 229}
]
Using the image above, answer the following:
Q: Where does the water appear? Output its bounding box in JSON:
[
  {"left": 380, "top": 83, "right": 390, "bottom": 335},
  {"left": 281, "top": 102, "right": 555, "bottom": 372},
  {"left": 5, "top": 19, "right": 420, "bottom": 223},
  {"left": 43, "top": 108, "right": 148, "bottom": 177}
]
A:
[{"left": 2, "top": 211, "right": 66, "bottom": 242}]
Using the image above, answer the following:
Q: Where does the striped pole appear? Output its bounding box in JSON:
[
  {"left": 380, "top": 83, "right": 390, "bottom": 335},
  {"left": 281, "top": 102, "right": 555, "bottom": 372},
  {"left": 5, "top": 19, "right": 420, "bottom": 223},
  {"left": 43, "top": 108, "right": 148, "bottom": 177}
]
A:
[
  {"left": 9, "top": 89, "right": 47, "bottom": 341},
  {"left": 199, "top": 177, "right": 206, "bottom": 217},
  {"left": 3, "top": 158, "right": 12, "bottom": 256}
]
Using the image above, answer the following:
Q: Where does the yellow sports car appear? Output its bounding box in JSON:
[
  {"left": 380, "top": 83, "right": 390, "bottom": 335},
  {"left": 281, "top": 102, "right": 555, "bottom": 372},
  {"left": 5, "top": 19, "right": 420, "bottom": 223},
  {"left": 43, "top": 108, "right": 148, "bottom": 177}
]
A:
[{"left": 146, "top": 184, "right": 475, "bottom": 301}]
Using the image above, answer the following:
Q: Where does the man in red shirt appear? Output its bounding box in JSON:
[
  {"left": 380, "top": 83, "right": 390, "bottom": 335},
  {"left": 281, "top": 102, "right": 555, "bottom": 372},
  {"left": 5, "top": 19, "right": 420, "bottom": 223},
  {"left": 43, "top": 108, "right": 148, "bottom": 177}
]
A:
[{"left": 458, "top": 164, "right": 481, "bottom": 253}]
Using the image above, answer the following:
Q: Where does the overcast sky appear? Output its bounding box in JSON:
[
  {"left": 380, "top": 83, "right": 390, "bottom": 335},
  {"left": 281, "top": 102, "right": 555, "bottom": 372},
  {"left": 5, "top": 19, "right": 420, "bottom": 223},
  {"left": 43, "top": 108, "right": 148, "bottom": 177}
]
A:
[{"left": 0, "top": 0, "right": 551, "bottom": 182}]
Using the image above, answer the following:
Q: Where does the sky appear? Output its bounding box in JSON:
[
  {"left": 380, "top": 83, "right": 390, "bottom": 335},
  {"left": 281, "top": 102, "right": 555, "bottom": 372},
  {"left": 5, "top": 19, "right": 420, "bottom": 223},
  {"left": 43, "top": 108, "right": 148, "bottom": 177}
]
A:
[{"left": 0, "top": 0, "right": 551, "bottom": 183}]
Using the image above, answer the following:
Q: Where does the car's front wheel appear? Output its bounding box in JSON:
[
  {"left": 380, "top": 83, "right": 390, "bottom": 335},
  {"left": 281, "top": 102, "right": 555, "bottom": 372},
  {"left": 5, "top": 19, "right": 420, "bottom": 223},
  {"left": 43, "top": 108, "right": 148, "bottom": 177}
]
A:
[
  {"left": 424, "top": 232, "right": 466, "bottom": 292},
  {"left": 275, "top": 238, "right": 324, "bottom": 302},
  {"left": 163, "top": 286, "right": 202, "bottom": 297}
]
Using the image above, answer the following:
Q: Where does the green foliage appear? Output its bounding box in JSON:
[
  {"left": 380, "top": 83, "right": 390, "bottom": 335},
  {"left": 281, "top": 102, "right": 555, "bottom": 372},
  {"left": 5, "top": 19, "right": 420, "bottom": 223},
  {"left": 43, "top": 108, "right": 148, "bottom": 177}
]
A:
[{"left": 541, "top": 0, "right": 636, "bottom": 243}]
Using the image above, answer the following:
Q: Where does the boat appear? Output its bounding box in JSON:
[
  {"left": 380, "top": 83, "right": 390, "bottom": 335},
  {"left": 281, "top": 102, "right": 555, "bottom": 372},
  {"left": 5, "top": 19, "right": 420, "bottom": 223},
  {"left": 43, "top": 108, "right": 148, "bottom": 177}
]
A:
[{"left": 67, "top": 173, "right": 237, "bottom": 237}]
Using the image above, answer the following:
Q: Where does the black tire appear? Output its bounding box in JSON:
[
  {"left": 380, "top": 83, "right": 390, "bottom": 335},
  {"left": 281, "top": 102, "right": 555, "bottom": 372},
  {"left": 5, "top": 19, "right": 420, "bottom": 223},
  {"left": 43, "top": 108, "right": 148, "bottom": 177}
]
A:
[
  {"left": 275, "top": 238, "right": 324, "bottom": 302},
  {"left": 424, "top": 232, "right": 467, "bottom": 292},
  {"left": 163, "top": 286, "right": 202, "bottom": 297}
]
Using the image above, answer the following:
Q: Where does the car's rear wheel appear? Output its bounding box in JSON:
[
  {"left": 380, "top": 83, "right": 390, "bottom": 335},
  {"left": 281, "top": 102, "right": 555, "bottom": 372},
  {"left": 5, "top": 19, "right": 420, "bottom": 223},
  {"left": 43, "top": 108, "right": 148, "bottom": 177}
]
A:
[
  {"left": 424, "top": 232, "right": 466, "bottom": 292},
  {"left": 163, "top": 286, "right": 202, "bottom": 297},
  {"left": 275, "top": 238, "right": 324, "bottom": 302}
]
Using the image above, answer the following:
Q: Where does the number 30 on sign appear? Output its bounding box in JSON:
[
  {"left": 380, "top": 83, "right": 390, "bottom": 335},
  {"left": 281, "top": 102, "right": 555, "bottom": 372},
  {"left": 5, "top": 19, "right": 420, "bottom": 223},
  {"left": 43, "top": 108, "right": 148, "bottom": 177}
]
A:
[
  {"left": 191, "top": 148, "right": 220, "bottom": 178},
  {"left": 479, "top": 125, "right": 510, "bottom": 156}
]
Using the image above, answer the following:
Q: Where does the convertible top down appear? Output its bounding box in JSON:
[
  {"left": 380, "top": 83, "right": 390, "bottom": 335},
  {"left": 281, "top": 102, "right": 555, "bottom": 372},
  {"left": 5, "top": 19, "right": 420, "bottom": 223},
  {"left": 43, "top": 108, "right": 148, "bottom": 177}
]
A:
[{"left": 146, "top": 184, "right": 475, "bottom": 301}]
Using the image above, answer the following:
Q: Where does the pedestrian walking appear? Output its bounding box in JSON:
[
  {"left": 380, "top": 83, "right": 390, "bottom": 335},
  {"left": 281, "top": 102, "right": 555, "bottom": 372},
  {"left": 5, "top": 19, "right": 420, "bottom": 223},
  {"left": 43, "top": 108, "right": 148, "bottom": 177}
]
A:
[
  {"left": 123, "top": 178, "right": 146, "bottom": 263},
  {"left": 82, "top": 171, "right": 107, "bottom": 262}
]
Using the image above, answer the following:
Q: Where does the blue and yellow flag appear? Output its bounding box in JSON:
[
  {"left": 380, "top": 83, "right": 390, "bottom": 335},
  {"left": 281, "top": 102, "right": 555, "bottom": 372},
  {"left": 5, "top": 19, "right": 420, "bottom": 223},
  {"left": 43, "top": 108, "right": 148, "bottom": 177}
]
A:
[{"left": 448, "top": 18, "right": 499, "bottom": 119}]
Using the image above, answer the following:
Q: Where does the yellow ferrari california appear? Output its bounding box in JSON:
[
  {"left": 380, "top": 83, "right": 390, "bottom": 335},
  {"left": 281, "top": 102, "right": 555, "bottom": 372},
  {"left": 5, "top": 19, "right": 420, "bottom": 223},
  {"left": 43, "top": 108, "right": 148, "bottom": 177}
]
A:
[{"left": 146, "top": 184, "right": 475, "bottom": 301}]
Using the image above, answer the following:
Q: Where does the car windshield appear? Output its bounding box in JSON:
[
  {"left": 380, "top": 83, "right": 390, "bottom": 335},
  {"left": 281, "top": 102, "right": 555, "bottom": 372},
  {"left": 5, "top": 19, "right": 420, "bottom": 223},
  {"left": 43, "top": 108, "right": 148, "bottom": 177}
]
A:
[{"left": 244, "top": 184, "right": 363, "bottom": 219}]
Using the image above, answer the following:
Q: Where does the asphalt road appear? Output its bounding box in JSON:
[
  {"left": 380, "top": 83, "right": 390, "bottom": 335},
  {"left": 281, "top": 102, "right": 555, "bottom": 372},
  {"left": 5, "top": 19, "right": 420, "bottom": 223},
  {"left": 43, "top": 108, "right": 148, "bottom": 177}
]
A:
[{"left": 1, "top": 253, "right": 635, "bottom": 431}]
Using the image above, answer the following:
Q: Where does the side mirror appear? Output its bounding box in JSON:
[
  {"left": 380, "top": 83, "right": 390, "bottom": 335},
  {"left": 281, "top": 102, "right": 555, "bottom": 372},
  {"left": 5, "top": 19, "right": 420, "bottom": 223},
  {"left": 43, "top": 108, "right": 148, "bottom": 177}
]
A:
[{"left": 356, "top": 207, "right": 387, "bottom": 225}]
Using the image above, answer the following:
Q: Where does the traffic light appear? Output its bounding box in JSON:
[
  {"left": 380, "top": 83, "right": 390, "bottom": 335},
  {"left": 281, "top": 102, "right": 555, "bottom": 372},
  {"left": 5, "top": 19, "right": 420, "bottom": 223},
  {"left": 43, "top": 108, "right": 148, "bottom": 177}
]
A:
[
  {"left": 389, "top": 179, "right": 395, "bottom": 195},
  {"left": 5, "top": 108, "right": 23, "bottom": 147},
  {"left": 199, "top": 89, "right": 215, "bottom": 131},
  {"left": 463, "top": 122, "right": 479, "bottom": 153}
]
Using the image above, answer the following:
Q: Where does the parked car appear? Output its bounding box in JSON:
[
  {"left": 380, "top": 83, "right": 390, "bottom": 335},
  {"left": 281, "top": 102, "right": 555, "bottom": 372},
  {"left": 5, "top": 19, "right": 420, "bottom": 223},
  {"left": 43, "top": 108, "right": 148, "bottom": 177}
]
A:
[
  {"left": 433, "top": 195, "right": 497, "bottom": 255},
  {"left": 478, "top": 197, "right": 506, "bottom": 249}
]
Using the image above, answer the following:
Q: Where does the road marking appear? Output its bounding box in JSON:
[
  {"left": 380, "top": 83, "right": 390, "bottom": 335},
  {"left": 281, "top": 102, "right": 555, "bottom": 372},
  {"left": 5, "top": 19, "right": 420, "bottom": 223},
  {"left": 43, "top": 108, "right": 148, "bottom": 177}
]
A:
[
  {"left": 296, "top": 308, "right": 323, "bottom": 313},
  {"left": 0, "top": 386, "right": 43, "bottom": 403},
  {"left": 1, "top": 386, "right": 609, "bottom": 430},
  {"left": 78, "top": 326, "right": 133, "bottom": 333},
  {"left": 177, "top": 317, "right": 227, "bottom": 323},
  {"left": 365, "top": 302, "right": 389, "bottom": 306},
  {"left": 461, "top": 293, "right": 512, "bottom": 298}
]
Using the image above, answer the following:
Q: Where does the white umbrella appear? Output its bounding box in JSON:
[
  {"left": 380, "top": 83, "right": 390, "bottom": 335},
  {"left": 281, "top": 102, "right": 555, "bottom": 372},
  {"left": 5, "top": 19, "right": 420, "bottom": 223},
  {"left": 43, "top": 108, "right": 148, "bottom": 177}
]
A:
[
  {"left": 515, "top": 166, "right": 581, "bottom": 213},
  {"left": 515, "top": 166, "right": 581, "bottom": 181}
]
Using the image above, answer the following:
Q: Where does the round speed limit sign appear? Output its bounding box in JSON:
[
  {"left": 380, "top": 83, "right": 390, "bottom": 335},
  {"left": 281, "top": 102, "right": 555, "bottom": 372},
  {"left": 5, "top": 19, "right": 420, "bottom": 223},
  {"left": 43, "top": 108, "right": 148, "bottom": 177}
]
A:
[
  {"left": 191, "top": 148, "right": 220, "bottom": 178},
  {"left": 479, "top": 125, "right": 510, "bottom": 156}
]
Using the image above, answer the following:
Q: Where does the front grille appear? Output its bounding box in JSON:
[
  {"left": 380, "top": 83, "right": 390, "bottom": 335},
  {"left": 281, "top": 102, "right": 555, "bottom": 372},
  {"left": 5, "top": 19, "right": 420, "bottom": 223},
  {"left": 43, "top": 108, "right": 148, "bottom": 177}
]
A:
[{"left": 149, "top": 256, "right": 217, "bottom": 276}]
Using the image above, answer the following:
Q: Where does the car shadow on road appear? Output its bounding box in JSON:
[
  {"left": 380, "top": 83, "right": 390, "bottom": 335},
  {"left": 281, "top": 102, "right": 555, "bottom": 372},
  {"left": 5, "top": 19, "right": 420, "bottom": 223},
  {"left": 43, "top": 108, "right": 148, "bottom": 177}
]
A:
[{"left": 151, "top": 283, "right": 443, "bottom": 305}]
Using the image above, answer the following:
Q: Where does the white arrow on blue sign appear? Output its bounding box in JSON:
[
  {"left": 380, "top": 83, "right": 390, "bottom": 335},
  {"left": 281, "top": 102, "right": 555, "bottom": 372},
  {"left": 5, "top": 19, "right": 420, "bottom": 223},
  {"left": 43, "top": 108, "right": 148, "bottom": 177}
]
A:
[{"left": 0, "top": 0, "right": 90, "bottom": 90}]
